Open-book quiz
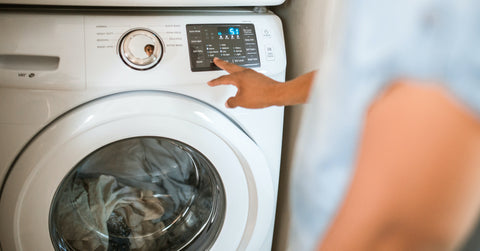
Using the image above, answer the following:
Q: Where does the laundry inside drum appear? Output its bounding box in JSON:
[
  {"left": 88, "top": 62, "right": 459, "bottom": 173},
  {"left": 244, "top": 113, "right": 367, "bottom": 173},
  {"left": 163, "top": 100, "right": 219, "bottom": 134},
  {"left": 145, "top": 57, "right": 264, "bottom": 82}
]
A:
[{"left": 49, "top": 137, "right": 226, "bottom": 251}]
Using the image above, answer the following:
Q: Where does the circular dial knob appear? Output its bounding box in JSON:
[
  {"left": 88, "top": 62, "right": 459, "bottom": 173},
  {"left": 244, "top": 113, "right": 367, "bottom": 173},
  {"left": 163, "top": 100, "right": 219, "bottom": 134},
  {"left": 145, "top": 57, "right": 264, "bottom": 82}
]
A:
[{"left": 119, "top": 29, "right": 163, "bottom": 70}]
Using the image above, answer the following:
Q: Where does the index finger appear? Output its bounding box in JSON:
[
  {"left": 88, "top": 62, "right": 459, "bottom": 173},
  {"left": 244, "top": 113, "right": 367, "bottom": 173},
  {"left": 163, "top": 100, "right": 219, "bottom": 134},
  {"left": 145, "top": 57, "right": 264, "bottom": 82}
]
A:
[{"left": 213, "top": 57, "right": 245, "bottom": 73}]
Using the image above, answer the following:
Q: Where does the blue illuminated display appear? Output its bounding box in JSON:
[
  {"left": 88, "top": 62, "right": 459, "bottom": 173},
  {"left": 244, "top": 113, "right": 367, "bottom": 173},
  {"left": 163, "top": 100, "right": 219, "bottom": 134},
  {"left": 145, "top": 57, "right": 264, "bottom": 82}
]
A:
[
  {"left": 217, "top": 27, "right": 240, "bottom": 36},
  {"left": 228, "top": 27, "right": 240, "bottom": 35}
]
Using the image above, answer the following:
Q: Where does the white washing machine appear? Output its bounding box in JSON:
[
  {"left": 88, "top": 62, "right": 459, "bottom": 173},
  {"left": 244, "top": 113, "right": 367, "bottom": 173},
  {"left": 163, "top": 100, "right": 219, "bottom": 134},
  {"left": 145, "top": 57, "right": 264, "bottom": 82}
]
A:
[{"left": 0, "top": 7, "right": 286, "bottom": 251}]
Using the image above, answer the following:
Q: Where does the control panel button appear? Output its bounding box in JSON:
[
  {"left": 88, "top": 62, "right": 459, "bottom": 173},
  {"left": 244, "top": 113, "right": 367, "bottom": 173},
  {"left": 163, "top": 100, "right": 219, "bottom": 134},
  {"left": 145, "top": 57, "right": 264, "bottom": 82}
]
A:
[
  {"left": 119, "top": 29, "right": 163, "bottom": 70},
  {"left": 265, "top": 45, "right": 275, "bottom": 61}
]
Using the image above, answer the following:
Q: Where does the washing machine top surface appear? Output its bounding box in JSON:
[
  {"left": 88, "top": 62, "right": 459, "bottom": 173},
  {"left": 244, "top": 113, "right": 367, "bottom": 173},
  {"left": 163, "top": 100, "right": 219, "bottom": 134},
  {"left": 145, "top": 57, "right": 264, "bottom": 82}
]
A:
[{"left": 0, "top": 0, "right": 285, "bottom": 7}]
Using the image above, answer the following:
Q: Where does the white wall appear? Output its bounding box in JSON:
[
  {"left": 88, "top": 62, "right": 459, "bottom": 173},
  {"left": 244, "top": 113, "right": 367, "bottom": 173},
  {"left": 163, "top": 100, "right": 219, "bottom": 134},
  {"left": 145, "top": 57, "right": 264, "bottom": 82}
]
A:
[{"left": 271, "top": 0, "right": 338, "bottom": 250}]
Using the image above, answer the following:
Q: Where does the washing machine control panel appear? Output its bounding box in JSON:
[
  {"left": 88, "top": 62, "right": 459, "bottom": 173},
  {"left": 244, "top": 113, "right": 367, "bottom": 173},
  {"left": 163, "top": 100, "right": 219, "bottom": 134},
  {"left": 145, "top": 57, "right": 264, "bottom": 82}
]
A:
[{"left": 186, "top": 24, "right": 260, "bottom": 72}]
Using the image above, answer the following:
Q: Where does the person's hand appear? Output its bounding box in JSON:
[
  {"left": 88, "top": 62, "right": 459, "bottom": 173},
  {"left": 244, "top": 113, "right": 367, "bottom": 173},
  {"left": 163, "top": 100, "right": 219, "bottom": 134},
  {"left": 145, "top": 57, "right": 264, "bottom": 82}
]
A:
[{"left": 208, "top": 57, "right": 282, "bottom": 108}]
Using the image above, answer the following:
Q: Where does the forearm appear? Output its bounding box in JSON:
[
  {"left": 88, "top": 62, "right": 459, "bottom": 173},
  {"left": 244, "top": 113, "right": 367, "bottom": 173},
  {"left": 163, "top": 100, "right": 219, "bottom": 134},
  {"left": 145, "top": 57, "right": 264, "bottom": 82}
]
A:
[{"left": 272, "top": 71, "right": 316, "bottom": 106}]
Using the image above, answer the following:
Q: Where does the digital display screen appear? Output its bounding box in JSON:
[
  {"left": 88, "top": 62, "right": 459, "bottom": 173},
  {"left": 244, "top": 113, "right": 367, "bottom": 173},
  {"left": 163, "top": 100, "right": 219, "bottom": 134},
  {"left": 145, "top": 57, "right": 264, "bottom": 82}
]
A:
[
  {"left": 217, "top": 27, "right": 240, "bottom": 36},
  {"left": 186, "top": 24, "right": 260, "bottom": 71}
]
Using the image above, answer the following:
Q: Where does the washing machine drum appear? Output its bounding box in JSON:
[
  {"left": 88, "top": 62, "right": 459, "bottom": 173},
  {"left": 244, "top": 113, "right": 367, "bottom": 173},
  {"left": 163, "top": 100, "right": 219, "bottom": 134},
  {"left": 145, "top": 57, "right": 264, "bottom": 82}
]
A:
[
  {"left": 0, "top": 92, "right": 274, "bottom": 251},
  {"left": 50, "top": 137, "right": 225, "bottom": 251}
]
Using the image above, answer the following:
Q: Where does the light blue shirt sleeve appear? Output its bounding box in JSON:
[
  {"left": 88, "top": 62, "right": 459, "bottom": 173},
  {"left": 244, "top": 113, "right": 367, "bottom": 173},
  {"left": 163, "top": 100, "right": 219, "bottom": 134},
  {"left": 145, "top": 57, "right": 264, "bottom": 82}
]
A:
[{"left": 288, "top": 0, "right": 480, "bottom": 250}]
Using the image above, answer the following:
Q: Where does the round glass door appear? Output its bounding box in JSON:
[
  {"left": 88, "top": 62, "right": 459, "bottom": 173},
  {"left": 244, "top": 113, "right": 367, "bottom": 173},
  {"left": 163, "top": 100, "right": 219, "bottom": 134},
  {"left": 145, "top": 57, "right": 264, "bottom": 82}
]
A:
[
  {"left": 0, "top": 92, "right": 274, "bottom": 251},
  {"left": 50, "top": 137, "right": 225, "bottom": 251}
]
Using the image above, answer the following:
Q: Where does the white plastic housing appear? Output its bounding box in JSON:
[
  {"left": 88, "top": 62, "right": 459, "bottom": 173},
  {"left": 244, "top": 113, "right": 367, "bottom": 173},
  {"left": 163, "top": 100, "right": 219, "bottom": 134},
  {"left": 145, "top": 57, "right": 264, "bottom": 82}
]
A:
[
  {"left": 0, "top": 0, "right": 286, "bottom": 7},
  {"left": 0, "top": 10, "right": 286, "bottom": 251}
]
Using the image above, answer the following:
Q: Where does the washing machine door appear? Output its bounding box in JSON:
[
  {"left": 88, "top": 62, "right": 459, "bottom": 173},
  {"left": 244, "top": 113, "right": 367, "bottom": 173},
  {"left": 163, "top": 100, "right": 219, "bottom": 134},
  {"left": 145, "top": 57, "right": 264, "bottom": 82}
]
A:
[{"left": 0, "top": 91, "right": 274, "bottom": 251}]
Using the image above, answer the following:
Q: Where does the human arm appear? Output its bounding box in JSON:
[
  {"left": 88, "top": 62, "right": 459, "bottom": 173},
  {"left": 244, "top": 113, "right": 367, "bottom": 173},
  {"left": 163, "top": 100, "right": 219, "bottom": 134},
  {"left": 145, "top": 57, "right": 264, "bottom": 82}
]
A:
[
  {"left": 317, "top": 81, "right": 480, "bottom": 250},
  {"left": 207, "top": 57, "right": 315, "bottom": 108}
]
